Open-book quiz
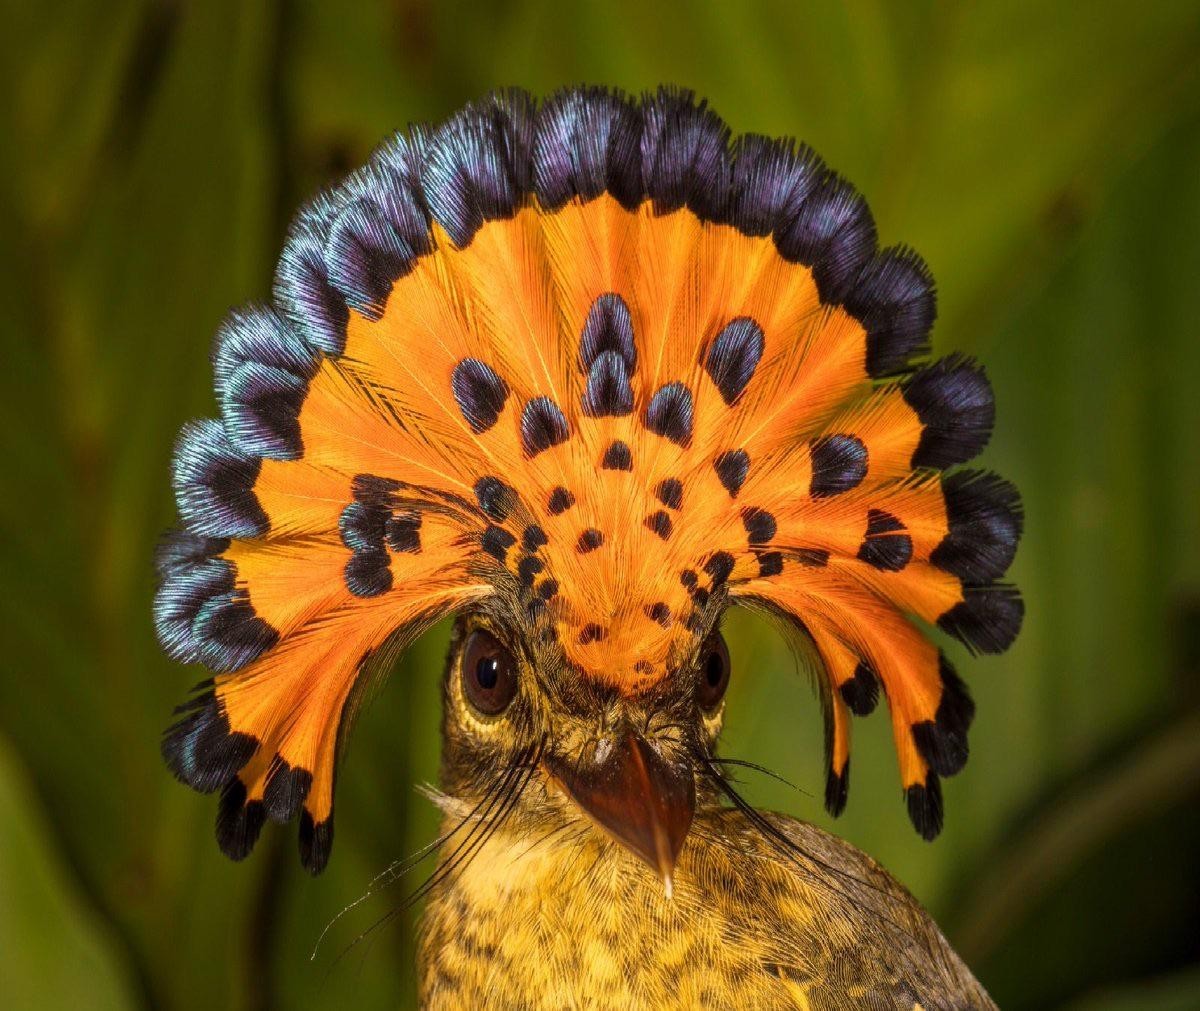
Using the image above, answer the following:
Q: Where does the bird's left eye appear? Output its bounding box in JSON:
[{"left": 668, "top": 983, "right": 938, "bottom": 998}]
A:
[
  {"left": 461, "top": 629, "right": 519, "bottom": 716},
  {"left": 697, "top": 631, "right": 731, "bottom": 711}
]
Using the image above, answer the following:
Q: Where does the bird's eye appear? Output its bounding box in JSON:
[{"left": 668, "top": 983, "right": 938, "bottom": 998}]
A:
[
  {"left": 461, "top": 629, "right": 519, "bottom": 716},
  {"left": 697, "top": 631, "right": 731, "bottom": 711}
]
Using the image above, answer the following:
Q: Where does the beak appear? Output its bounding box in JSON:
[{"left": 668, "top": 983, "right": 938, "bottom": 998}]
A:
[{"left": 543, "top": 730, "right": 695, "bottom": 897}]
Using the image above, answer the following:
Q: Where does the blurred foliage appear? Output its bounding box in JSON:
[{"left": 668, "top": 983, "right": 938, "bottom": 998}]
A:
[{"left": 1, "top": 1, "right": 1199, "bottom": 1008}]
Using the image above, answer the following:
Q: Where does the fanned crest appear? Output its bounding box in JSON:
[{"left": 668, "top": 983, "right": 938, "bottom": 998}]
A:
[{"left": 158, "top": 86, "right": 1022, "bottom": 872}]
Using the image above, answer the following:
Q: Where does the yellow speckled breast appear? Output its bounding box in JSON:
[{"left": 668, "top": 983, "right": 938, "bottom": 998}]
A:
[{"left": 418, "top": 808, "right": 993, "bottom": 1010}]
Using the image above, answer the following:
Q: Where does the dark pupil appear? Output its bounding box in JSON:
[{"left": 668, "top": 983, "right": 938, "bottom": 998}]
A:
[
  {"left": 475, "top": 655, "right": 500, "bottom": 690},
  {"left": 705, "top": 650, "right": 724, "bottom": 687}
]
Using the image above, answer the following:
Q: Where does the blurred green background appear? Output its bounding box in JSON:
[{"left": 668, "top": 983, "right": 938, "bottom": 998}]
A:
[{"left": 3, "top": 1, "right": 1199, "bottom": 1008}]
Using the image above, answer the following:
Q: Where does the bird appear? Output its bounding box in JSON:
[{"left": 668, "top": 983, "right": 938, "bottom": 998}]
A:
[{"left": 156, "top": 86, "right": 1022, "bottom": 1009}]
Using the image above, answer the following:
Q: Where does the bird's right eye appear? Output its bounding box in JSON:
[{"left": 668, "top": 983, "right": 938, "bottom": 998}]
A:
[
  {"left": 461, "top": 629, "right": 519, "bottom": 716},
  {"left": 697, "top": 631, "right": 731, "bottom": 712}
]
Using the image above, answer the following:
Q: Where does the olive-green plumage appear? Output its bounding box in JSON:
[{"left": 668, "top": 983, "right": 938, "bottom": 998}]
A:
[{"left": 417, "top": 613, "right": 995, "bottom": 1009}]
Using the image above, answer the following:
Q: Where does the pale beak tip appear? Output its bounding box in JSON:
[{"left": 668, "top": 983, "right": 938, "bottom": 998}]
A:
[{"left": 662, "top": 870, "right": 675, "bottom": 901}]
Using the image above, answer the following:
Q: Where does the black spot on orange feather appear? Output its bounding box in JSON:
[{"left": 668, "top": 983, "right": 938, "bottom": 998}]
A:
[
  {"left": 162, "top": 691, "right": 258, "bottom": 794},
  {"left": 601, "top": 440, "right": 633, "bottom": 470},
  {"left": 713, "top": 450, "right": 750, "bottom": 498},
  {"left": 339, "top": 500, "right": 385, "bottom": 552},
  {"left": 809, "top": 434, "right": 867, "bottom": 498},
  {"left": 902, "top": 354, "right": 994, "bottom": 468},
  {"left": 645, "top": 510, "right": 672, "bottom": 539},
  {"left": 481, "top": 525, "right": 516, "bottom": 562},
  {"left": 705, "top": 317, "right": 764, "bottom": 405},
  {"left": 905, "top": 774, "right": 944, "bottom": 841},
  {"left": 579, "top": 623, "right": 604, "bottom": 644},
  {"left": 757, "top": 551, "right": 783, "bottom": 577},
  {"left": 938, "top": 585, "right": 1023, "bottom": 655},
  {"left": 577, "top": 528, "right": 603, "bottom": 553},
  {"left": 839, "top": 661, "right": 879, "bottom": 717},
  {"left": 518, "top": 555, "right": 544, "bottom": 587},
  {"left": 385, "top": 513, "right": 421, "bottom": 554},
  {"left": 824, "top": 760, "right": 850, "bottom": 818},
  {"left": 521, "top": 396, "right": 570, "bottom": 457},
  {"left": 451, "top": 358, "right": 509, "bottom": 433},
  {"left": 646, "top": 602, "right": 671, "bottom": 626},
  {"left": 263, "top": 761, "right": 313, "bottom": 823},
  {"left": 340, "top": 489, "right": 423, "bottom": 594},
  {"left": 216, "top": 779, "right": 266, "bottom": 860},
  {"left": 578, "top": 292, "right": 636, "bottom": 372},
  {"left": 547, "top": 486, "right": 574, "bottom": 514},
  {"left": 704, "top": 551, "right": 735, "bottom": 585},
  {"left": 299, "top": 810, "right": 334, "bottom": 875},
  {"left": 857, "top": 509, "right": 911, "bottom": 571},
  {"left": 644, "top": 382, "right": 693, "bottom": 446},
  {"left": 741, "top": 507, "right": 777, "bottom": 545},
  {"left": 655, "top": 478, "right": 683, "bottom": 510},
  {"left": 846, "top": 246, "right": 936, "bottom": 378},
  {"left": 522, "top": 525, "right": 548, "bottom": 552},
  {"left": 474, "top": 476, "right": 515, "bottom": 521},
  {"left": 344, "top": 548, "right": 392, "bottom": 597},
  {"left": 583, "top": 352, "right": 634, "bottom": 417},
  {"left": 932, "top": 471, "right": 1023, "bottom": 583}
]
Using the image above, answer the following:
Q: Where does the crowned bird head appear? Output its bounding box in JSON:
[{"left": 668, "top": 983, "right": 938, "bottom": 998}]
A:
[
  {"left": 156, "top": 86, "right": 1022, "bottom": 883},
  {"left": 438, "top": 601, "right": 730, "bottom": 891}
]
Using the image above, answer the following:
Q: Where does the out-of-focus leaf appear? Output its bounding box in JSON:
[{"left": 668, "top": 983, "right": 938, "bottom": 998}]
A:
[
  {"left": 0, "top": 0, "right": 145, "bottom": 230},
  {"left": 1068, "top": 965, "right": 1200, "bottom": 1011},
  {"left": 952, "top": 709, "right": 1200, "bottom": 962},
  {"left": 0, "top": 735, "right": 138, "bottom": 1011},
  {"left": 946, "top": 706, "right": 1200, "bottom": 1008},
  {"left": 2, "top": 1, "right": 284, "bottom": 1007}
]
